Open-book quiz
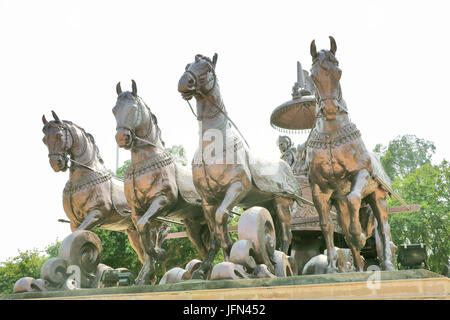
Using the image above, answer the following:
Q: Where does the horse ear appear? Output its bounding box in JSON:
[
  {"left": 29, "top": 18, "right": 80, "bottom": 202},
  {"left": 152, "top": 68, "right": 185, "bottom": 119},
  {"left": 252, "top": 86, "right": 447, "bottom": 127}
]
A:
[
  {"left": 42, "top": 115, "right": 48, "bottom": 125},
  {"left": 195, "top": 55, "right": 201, "bottom": 62},
  {"left": 116, "top": 82, "right": 122, "bottom": 95},
  {"left": 310, "top": 40, "right": 318, "bottom": 60},
  {"left": 131, "top": 79, "right": 137, "bottom": 97},
  {"left": 212, "top": 53, "right": 218, "bottom": 68},
  {"left": 51, "top": 110, "right": 61, "bottom": 123},
  {"left": 329, "top": 36, "right": 337, "bottom": 55}
]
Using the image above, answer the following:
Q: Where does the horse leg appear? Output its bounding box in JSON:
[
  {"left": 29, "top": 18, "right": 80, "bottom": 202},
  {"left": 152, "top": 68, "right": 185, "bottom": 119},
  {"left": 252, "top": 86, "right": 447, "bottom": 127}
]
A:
[
  {"left": 311, "top": 183, "right": 337, "bottom": 273},
  {"left": 216, "top": 181, "right": 249, "bottom": 260},
  {"left": 126, "top": 228, "right": 146, "bottom": 264},
  {"left": 334, "top": 199, "right": 365, "bottom": 272},
  {"left": 184, "top": 210, "right": 209, "bottom": 260},
  {"left": 136, "top": 195, "right": 171, "bottom": 259},
  {"left": 131, "top": 209, "right": 152, "bottom": 285},
  {"left": 155, "top": 221, "right": 170, "bottom": 255},
  {"left": 191, "top": 201, "right": 221, "bottom": 280},
  {"left": 348, "top": 169, "right": 370, "bottom": 250},
  {"left": 367, "top": 188, "right": 395, "bottom": 270},
  {"left": 273, "top": 196, "right": 293, "bottom": 254},
  {"left": 76, "top": 209, "right": 104, "bottom": 231},
  {"left": 134, "top": 195, "right": 170, "bottom": 285}
]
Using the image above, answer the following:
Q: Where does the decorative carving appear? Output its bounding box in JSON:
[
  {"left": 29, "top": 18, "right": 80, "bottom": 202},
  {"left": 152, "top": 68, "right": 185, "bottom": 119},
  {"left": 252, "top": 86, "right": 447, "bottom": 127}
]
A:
[
  {"left": 13, "top": 277, "right": 48, "bottom": 294},
  {"left": 159, "top": 259, "right": 204, "bottom": 285},
  {"left": 14, "top": 230, "right": 109, "bottom": 293},
  {"left": 237, "top": 207, "right": 276, "bottom": 273},
  {"left": 210, "top": 207, "right": 297, "bottom": 280},
  {"left": 302, "top": 247, "right": 356, "bottom": 275},
  {"left": 229, "top": 240, "right": 257, "bottom": 271},
  {"left": 273, "top": 250, "right": 294, "bottom": 277},
  {"left": 40, "top": 258, "right": 68, "bottom": 287},
  {"left": 58, "top": 230, "right": 102, "bottom": 288},
  {"left": 210, "top": 262, "right": 250, "bottom": 280}
]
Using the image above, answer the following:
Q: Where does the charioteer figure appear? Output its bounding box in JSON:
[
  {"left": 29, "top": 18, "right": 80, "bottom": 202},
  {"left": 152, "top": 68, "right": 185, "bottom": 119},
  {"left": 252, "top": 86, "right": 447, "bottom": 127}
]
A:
[{"left": 277, "top": 135, "right": 298, "bottom": 169}]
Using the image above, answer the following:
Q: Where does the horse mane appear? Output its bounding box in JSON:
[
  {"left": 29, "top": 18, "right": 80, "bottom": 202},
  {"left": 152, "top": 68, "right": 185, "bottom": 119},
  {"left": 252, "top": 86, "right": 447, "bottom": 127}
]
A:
[
  {"left": 117, "top": 92, "right": 165, "bottom": 147},
  {"left": 63, "top": 120, "right": 105, "bottom": 164}
]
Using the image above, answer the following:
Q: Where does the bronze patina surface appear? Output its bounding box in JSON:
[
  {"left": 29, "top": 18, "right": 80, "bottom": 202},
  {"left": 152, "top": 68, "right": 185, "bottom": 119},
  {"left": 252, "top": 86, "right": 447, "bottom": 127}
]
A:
[
  {"left": 42, "top": 112, "right": 145, "bottom": 263},
  {"left": 306, "top": 37, "right": 395, "bottom": 273},
  {"left": 178, "top": 54, "right": 303, "bottom": 279},
  {"left": 112, "top": 81, "right": 210, "bottom": 285}
]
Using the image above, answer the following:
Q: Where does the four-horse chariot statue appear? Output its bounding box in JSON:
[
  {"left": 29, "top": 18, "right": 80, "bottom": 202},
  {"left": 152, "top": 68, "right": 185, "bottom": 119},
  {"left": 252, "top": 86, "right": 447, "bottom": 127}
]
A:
[{"left": 13, "top": 37, "right": 421, "bottom": 294}]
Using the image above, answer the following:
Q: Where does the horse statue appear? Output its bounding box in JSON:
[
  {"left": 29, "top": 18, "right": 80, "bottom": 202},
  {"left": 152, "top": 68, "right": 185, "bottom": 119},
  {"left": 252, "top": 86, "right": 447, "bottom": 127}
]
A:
[
  {"left": 41, "top": 111, "right": 146, "bottom": 265},
  {"left": 306, "top": 36, "right": 395, "bottom": 272},
  {"left": 178, "top": 54, "right": 303, "bottom": 279},
  {"left": 112, "top": 80, "right": 210, "bottom": 285}
]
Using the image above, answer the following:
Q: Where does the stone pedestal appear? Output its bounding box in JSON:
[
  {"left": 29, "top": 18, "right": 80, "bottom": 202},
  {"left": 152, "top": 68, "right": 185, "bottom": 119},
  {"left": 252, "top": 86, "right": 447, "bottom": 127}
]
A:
[{"left": 2, "top": 270, "right": 448, "bottom": 300}]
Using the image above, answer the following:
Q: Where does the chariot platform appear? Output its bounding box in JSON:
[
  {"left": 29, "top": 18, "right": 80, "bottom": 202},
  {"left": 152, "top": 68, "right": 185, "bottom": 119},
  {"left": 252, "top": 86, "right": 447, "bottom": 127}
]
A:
[{"left": 2, "top": 270, "right": 448, "bottom": 300}]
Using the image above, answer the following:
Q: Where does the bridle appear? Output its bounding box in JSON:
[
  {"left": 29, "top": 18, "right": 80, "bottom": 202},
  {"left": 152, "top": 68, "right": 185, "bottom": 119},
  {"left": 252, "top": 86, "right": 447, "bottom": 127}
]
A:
[
  {"left": 184, "top": 60, "right": 221, "bottom": 121},
  {"left": 314, "top": 84, "right": 346, "bottom": 118},
  {"left": 312, "top": 58, "right": 347, "bottom": 118}
]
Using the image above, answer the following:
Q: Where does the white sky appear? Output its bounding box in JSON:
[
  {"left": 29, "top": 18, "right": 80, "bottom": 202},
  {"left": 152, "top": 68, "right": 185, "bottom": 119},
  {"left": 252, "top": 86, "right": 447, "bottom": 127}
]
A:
[{"left": 0, "top": 0, "right": 448, "bottom": 261}]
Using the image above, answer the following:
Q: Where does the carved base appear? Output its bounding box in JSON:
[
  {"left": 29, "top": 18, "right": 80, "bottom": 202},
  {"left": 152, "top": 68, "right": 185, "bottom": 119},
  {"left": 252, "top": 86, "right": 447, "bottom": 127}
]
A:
[{"left": 13, "top": 230, "right": 133, "bottom": 294}]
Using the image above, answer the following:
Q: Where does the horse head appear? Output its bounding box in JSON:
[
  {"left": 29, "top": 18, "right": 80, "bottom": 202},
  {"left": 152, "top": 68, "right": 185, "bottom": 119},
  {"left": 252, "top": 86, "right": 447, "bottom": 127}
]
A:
[
  {"left": 310, "top": 36, "right": 347, "bottom": 121},
  {"left": 178, "top": 53, "right": 218, "bottom": 101},
  {"left": 42, "top": 111, "right": 72, "bottom": 172},
  {"left": 112, "top": 80, "right": 163, "bottom": 150}
]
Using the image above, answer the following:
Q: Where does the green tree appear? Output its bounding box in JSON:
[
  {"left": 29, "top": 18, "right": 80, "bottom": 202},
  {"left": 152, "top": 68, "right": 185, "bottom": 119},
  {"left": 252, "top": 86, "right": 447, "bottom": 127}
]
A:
[
  {"left": 388, "top": 160, "right": 449, "bottom": 273},
  {"left": 166, "top": 144, "right": 188, "bottom": 166},
  {"left": 373, "top": 134, "right": 436, "bottom": 181}
]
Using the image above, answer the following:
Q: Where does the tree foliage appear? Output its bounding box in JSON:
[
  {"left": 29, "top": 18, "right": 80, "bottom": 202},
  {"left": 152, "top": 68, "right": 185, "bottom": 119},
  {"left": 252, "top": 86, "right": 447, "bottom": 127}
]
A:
[
  {"left": 373, "top": 134, "right": 436, "bottom": 181},
  {"left": 166, "top": 144, "right": 188, "bottom": 167},
  {"left": 373, "top": 134, "right": 447, "bottom": 273},
  {"left": 92, "top": 229, "right": 142, "bottom": 276},
  {"left": 388, "top": 160, "right": 449, "bottom": 273}
]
